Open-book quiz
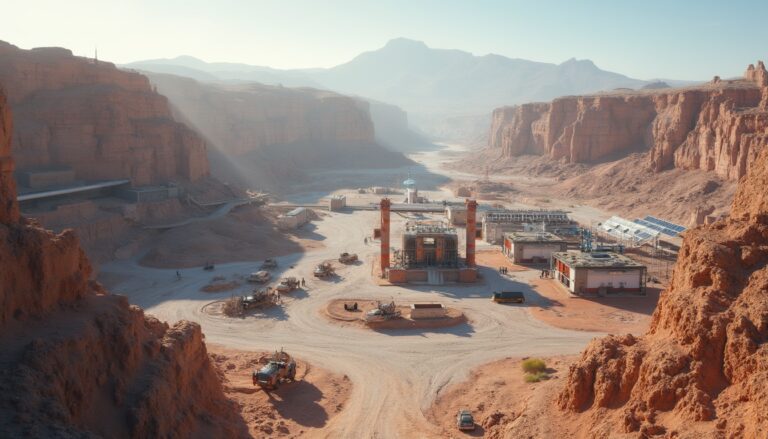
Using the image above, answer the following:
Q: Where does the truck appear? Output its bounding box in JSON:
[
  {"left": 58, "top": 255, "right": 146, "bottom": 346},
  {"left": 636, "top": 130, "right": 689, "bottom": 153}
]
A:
[
  {"left": 491, "top": 291, "right": 525, "bottom": 304},
  {"left": 313, "top": 262, "right": 335, "bottom": 278},
  {"left": 364, "top": 301, "right": 401, "bottom": 323},
  {"left": 252, "top": 350, "right": 297, "bottom": 390},
  {"left": 275, "top": 277, "right": 300, "bottom": 293},
  {"left": 260, "top": 258, "right": 278, "bottom": 270},
  {"left": 338, "top": 252, "right": 358, "bottom": 264},
  {"left": 247, "top": 270, "right": 271, "bottom": 283}
]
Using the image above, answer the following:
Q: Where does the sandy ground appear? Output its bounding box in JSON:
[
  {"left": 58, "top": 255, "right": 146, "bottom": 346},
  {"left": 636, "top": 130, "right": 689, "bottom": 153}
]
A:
[
  {"left": 208, "top": 345, "right": 351, "bottom": 438},
  {"left": 137, "top": 205, "right": 324, "bottom": 269},
  {"left": 324, "top": 299, "right": 466, "bottom": 330},
  {"left": 428, "top": 356, "right": 577, "bottom": 438},
  {"left": 97, "top": 144, "right": 672, "bottom": 437}
]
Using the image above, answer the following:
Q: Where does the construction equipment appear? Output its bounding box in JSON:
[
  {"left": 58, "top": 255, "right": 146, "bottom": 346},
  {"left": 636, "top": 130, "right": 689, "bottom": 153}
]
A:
[
  {"left": 313, "top": 262, "right": 335, "bottom": 278},
  {"left": 275, "top": 277, "right": 300, "bottom": 293},
  {"left": 248, "top": 270, "right": 271, "bottom": 283},
  {"left": 364, "top": 301, "right": 401, "bottom": 323},
  {"left": 339, "top": 252, "right": 358, "bottom": 264},
  {"left": 240, "top": 289, "right": 279, "bottom": 310},
  {"left": 252, "top": 350, "right": 297, "bottom": 390},
  {"left": 260, "top": 258, "right": 278, "bottom": 270}
]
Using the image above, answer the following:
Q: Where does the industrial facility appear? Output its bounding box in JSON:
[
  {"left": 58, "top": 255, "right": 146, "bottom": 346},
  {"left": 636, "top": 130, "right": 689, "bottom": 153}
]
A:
[
  {"left": 551, "top": 251, "right": 647, "bottom": 296},
  {"left": 378, "top": 198, "right": 478, "bottom": 284},
  {"left": 503, "top": 231, "right": 568, "bottom": 264},
  {"left": 482, "top": 209, "right": 578, "bottom": 244}
]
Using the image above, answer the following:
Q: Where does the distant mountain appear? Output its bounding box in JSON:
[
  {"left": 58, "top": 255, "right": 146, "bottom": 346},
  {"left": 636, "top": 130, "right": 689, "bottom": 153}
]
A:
[{"left": 126, "top": 38, "right": 693, "bottom": 142}]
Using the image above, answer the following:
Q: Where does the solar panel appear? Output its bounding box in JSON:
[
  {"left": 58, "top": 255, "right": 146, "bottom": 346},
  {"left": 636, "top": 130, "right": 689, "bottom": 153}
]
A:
[{"left": 637, "top": 215, "right": 686, "bottom": 237}]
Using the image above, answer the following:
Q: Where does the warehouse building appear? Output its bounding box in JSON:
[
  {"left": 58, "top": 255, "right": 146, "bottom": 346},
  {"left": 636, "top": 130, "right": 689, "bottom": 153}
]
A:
[
  {"left": 277, "top": 207, "right": 312, "bottom": 230},
  {"left": 503, "top": 232, "right": 567, "bottom": 263},
  {"left": 551, "top": 251, "right": 647, "bottom": 296}
]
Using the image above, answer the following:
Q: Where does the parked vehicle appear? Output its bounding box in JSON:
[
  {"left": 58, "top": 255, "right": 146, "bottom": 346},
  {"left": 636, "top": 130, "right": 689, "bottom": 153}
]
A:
[
  {"left": 338, "top": 252, "right": 358, "bottom": 264},
  {"left": 314, "top": 262, "right": 335, "bottom": 278},
  {"left": 252, "top": 350, "right": 297, "bottom": 390},
  {"left": 275, "top": 277, "right": 300, "bottom": 293},
  {"left": 456, "top": 409, "right": 475, "bottom": 431},
  {"left": 260, "top": 258, "right": 278, "bottom": 270},
  {"left": 492, "top": 291, "right": 525, "bottom": 304},
  {"left": 248, "top": 271, "right": 271, "bottom": 283}
]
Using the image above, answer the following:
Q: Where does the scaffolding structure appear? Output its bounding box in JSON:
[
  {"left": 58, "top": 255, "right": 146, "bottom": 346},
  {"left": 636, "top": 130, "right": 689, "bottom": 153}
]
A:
[{"left": 398, "top": 221, "right": 459, "bottom": 268}]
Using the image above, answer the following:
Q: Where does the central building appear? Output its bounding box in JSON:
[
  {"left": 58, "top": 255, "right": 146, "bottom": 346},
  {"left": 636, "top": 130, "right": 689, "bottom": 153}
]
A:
[{"left": 401, "top": 221, "right": 459, "bottom": 268}]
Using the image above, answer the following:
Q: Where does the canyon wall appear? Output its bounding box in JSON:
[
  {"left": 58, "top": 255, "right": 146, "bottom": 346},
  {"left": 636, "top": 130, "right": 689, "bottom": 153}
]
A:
[
  {"left": 0, "top": 41, "right": 209, "bottom": 186},
  {"left": 0, "top": 91, "right": 246, "bottom": 437},
  {"left": 141, "top": 72, "right": 412, "bottom": 191},
  {"left": 557, "top": 137, "right": 768, "bottom": 436},
  {"left": 490, "top": 62, "right": 768, "bottom": 181}
]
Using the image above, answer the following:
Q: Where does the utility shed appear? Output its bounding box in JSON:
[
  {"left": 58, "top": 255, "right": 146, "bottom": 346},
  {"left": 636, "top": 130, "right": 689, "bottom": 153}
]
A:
[
  {"left": 503, "top": 232, "right": 567, "bottom": 263},
  {"left": 446, "top": 205, "right": 467, "bottom": 225},
  {"left": 552, "top": 251, "right": 646, "bottom": 296},
  {"left": 277, "top": 207, "right": 311, "bottom": 230},
  {"left": 409, "top": 303, "right": 445, "bottom": 319},
  {"left": 328, "top": 195, "right": 346, "bottom": 211}
]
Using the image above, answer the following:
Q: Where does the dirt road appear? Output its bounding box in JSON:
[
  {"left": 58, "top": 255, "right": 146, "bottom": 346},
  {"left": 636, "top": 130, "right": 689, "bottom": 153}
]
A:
[{"left": 100, "top": 145, "right": 607, "bottom": 438}]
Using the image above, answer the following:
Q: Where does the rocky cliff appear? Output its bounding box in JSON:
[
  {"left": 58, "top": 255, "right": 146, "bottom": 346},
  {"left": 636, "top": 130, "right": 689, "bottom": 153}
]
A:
[
  {"left": 142, "top": 72, "right": 412, "bottom": 191},
  {"left": 0, "top": 41, "right": 208, "bottom": 186},
  {"left": 557, "top": 133, "right": 768, "bottom": 436},
  {"left": 490, "top": 62, "right": 768, "bottom": 181},
  {"left": 0, "top": 91, "right": 246, "bottom": 437}
]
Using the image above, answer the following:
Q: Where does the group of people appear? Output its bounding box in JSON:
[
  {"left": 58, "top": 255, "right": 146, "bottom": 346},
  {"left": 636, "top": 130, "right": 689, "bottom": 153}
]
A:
[
  {"left": 539, "top": 269, "right": 551, "bottom": 279},
  {"left": 498, "top": 266, "right": 509, "bottom": 275}
]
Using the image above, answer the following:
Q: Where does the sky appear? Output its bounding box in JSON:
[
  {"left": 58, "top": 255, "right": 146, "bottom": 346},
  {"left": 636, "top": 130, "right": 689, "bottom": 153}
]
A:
[{"left": 3, "top": 0, "right": 767, "bottom": 80}]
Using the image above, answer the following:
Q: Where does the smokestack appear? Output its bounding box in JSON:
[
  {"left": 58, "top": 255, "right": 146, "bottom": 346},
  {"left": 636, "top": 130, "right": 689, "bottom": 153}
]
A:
[
  {"left": 380, "top": 198, "right": 391, "bottom": 273},
  {"left": 465, "top": 199, "right": 477, "bottom": 267}
]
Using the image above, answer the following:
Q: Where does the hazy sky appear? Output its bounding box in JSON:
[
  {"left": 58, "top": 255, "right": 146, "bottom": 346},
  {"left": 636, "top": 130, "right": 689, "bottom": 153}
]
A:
[{"left": 4, "top": 0, "right": 767, "bottom": 80}]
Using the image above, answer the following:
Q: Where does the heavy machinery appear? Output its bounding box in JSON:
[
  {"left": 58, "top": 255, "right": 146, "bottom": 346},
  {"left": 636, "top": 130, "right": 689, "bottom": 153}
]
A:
[
  {"left": 240, "top": 290, "right": 279, "bottom": 310},
  {"left": 252, "top": 350, "right": 297, "bottom": 390},
  {"left": 338, "top": 252, "right": 358, "bottom": 264},
  {"left": 275, "top": 277, "right": 300, "bottom": 293},
  {"left": 260, "top": 258, "right": 278, "bottom": 270},
  {"left": 247, "top": 270, "right": 271, "bottom": 283},
  {"left": 364, "top": 301, "right": 401, "bottom": 323},
  {"left": 313, "top": 262, "right": 335, "bottom": 278}
]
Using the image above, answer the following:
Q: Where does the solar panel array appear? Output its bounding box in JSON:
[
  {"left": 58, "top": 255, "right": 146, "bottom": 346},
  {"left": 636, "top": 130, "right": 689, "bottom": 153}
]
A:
[
  {"left": 599, "top": 216, "right": 659, "bottom": 246},
  {"left": 634, "top": 215, "right": 686, "bottom": 237}
]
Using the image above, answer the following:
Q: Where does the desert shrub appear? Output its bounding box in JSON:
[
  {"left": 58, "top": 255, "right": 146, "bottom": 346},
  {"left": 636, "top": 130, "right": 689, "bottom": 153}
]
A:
[
  {"left": 524, "top": 371, "right": 550, "bottom": 383},
  {"left": 521, "top": 358, "right": 546, "bottom": 374}
]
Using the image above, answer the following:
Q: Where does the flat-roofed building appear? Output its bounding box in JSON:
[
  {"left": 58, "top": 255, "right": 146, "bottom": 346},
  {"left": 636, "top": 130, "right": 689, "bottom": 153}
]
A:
[
  {"left": 277, "top": 207, "right": 311, "bottom": 230},
  {"left": 328, "top": 195, "right": 346, "bottom": 211},
  {"left": 551, "top": 251, "right": 646, "bottom": 296},
  {"left": 503, "top": 232, "right": 567, "bottom": 263}
]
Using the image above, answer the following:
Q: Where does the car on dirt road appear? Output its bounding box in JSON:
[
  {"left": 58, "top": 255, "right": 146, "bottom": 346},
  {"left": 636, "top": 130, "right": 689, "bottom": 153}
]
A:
[
  {"left": 456, "top": 409, "right": 475, "bottom": 431},
  {"left": 492, "top": 291, "right": 525, "bottom": 304},
  {"left": 248, "top": 270, "right": 271, "bottom": 283}
]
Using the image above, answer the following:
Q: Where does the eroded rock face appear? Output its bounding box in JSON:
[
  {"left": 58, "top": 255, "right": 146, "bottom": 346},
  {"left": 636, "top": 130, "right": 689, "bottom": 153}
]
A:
[
  {"left": 0, "top": 41, "right": 209, "bottom": 185},
  {"left": 0, "top": 91, "right": 246, "bottom": 437},
  {"left": 490, "top": 62, "right": 768, "bottom": 181},
  {"left": 557, "top": 142, "right": 768, "bottom": 436}
]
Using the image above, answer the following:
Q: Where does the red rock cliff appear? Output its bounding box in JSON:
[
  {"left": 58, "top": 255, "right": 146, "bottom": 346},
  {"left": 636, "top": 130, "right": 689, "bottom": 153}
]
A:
[
  {"left": 557, "top": 133, "right": 768, "bottom": 436},
  {"left": 0, "top": 41, "right": 209, "bottom": 185},
  {"left": 490, "top": 62, "right": 768, "bottom": 181},
  {"left": 0, "top": 92, "right": 245, "bottom": 437}
]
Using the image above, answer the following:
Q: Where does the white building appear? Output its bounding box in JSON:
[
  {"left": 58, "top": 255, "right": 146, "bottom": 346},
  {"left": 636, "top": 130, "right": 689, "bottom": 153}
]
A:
[
  {"left": 277, "top": 207, "right": 311, "bottom": 230},
  {"left": 551, "top": 251, "right": 646, "bottom": 296}
]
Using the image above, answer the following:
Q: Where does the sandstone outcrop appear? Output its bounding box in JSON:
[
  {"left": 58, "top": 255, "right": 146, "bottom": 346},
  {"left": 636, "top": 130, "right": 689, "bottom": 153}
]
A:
[
  {"left": 143, "top": 72, "right": 411, "bottom": 191},
  {"left": 0, "top": 41, "right": 209, "bottom": 186},
  {"left": 0, "top": 91, "right": 246, "bottom": 437},
  {"left": 490, "top": 62, "right": 768, "bottom": 181},
  {"left": 557, "top": 137, "right": 768, "bottom": 436}
]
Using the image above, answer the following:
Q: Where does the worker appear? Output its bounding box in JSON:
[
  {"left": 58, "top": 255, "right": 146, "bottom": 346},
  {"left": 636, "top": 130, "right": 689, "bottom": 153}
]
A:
[
  {"left": 301, "top": 277, "right": 306, "bottom": 287},
  {"left": 176, "top": 270, "right": 181, "bottom": 281}
]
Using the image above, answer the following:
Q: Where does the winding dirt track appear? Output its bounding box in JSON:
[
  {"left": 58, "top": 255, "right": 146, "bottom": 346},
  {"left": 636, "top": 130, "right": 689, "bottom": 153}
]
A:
[{"left": 101, "top": 207, "right": 600, "bottom": 438}]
